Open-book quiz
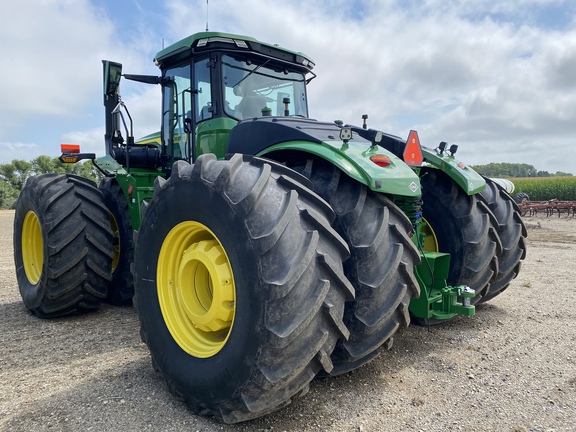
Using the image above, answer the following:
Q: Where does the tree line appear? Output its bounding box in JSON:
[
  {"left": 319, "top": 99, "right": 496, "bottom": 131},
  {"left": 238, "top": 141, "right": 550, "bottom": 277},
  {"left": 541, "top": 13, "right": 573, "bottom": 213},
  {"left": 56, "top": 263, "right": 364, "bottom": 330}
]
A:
[
  {"left": 469, "top": 162, "right": 573, "bottom": 178},
  {"left": 0, "top": 156, "right": 102, "bottom": 209}
]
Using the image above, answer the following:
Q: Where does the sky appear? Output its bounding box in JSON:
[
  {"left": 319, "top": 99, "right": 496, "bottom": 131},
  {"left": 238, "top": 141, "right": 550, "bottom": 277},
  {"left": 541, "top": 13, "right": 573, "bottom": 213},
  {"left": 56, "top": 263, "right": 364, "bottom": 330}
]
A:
[{"left": 1, "top": 0, "right": 575, "bottom": 174}]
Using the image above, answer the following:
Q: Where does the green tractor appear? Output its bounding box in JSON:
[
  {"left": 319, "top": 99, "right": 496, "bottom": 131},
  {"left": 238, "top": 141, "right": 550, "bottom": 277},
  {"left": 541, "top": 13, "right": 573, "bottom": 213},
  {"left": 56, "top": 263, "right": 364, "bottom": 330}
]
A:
[{"left": 13, "top": 31, "right": 527, "bottom": 423}]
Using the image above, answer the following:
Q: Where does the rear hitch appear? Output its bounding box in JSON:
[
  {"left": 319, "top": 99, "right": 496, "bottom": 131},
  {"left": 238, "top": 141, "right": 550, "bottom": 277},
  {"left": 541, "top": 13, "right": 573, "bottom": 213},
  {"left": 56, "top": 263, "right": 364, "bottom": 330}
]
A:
[
  {"left": 433, "top": 285, "right": 475, "bottom": 319},
  {"left": 409, "top": 251, "right": 476, "bottom": 320}
]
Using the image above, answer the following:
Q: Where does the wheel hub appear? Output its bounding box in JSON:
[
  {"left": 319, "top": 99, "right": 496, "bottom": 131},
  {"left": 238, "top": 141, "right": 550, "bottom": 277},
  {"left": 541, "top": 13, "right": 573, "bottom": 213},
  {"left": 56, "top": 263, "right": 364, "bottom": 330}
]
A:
[
  {"left": 177, "top": 240, "right": 234, "bottom": 333},
  {"left": 22, "top": 211, "right": 43, "bottom": 285},
  {"left": 158, "top": 221, "right": 236, "bottom": 358}
]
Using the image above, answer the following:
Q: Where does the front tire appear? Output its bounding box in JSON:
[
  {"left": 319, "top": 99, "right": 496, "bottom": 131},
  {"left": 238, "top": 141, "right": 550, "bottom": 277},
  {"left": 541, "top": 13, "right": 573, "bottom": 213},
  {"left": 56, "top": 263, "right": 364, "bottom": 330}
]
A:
[
  {"left": 291, "top": 159, "right": 420, "bottom": 375},
  {"left": 134, "top": 155, "right": 354, "bottom": 423},
  {"left": 13, "top": 174, "right": 113, "bottom": 318}
]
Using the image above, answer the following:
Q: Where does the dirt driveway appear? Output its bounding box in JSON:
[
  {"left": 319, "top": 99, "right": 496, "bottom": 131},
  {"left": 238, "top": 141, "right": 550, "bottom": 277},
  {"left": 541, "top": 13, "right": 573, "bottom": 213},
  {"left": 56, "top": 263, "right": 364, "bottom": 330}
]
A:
[{"left": 1, "top": 209, "right": 575, "bottom": 431}]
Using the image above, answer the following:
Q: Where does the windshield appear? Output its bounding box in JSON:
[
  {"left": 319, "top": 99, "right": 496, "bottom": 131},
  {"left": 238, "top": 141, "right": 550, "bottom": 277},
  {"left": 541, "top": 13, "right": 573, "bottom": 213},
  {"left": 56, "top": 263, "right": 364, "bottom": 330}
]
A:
[{"left": 222, "top": 55, "right": 308, "bottom": 120}]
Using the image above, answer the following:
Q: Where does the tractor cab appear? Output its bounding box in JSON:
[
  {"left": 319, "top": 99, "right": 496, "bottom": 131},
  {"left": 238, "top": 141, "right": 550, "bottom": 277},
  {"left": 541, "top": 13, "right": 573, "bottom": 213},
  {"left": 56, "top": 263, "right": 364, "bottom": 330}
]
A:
[
  {"left": 103, "top": 32, "right": 315, "bottom": 174},
  {"left": 156, "top": 33, "right": 314, "bottom": 171}
]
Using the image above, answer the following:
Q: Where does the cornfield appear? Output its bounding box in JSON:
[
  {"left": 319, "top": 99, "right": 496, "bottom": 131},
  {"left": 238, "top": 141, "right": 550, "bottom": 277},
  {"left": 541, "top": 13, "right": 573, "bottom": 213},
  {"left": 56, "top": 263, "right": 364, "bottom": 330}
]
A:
[{"left": 511, "top": 177, "right": 576, "bottom": 201}]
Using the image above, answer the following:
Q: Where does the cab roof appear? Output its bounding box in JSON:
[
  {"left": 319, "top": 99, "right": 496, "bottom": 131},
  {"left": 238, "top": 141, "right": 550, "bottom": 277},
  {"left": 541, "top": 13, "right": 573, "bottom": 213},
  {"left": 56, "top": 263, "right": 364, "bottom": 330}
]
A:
[{"left": 154, "top": 31, "right": 315, "bottom": 71}]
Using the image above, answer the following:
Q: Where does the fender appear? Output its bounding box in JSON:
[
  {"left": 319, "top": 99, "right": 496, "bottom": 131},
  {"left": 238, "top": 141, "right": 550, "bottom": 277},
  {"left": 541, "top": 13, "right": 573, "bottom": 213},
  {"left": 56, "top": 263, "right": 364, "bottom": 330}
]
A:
[
  {"left": 227, "top": 117, "right": 421, "bottom": 197},
  {"left": 422, "top": 147, "right": 485, "bottom": 195},
  {"left": 259, "top": 139, "right": 422, "bottom": 197}
]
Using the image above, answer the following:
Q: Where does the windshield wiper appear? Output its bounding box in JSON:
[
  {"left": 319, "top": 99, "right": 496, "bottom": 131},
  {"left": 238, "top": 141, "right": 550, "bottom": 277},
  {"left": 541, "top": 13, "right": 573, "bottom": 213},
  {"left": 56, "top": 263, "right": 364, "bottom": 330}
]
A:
[{"left": 231, "top": 59, "right": 271, "bottom": 89}]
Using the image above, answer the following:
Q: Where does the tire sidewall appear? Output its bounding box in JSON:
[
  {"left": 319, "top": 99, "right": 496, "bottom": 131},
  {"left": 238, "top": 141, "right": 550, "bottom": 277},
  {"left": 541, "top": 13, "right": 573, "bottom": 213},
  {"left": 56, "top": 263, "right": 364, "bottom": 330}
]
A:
[
  {"left": 13, "top": 176, "right": 52, "bottom": 310},
  {"left": 135, "top": 177, "right": 265, "bottom": 405}
]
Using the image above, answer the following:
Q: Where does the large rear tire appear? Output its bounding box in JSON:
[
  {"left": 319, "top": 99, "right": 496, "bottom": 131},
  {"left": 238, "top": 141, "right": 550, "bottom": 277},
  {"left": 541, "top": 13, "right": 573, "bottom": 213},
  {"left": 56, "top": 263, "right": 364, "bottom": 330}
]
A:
[
  {"left": 99, "top": 177, "right": 134, "bottom": 305},
  {"left": 291, "top": 159, "right": 420, "bottom": 375},
  {"left": 13, "top": 174, "right": 113, "bottom": 318},
  {"left": 477, "top": 178, "right": 527, "bottom": 303},
  {"left": 420, "top": 169, "right": 501, "bottom": 304},
  {"left": 134, "top": 154, "right": 354, "bottom": 423}
]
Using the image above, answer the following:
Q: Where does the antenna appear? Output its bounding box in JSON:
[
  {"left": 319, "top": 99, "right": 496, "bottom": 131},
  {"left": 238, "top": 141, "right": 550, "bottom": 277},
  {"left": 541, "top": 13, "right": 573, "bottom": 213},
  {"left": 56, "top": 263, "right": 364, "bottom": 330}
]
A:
[{"left": 206, "top": 0, "right": 209, "bottom": 31}]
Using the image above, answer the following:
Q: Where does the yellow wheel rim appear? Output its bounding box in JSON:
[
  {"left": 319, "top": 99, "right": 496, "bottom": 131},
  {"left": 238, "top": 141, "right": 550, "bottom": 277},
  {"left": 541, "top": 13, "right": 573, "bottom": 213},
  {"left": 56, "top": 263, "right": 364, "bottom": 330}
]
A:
[
  {"left": 109, "top": 213, "right": 120, "bottom": 272},
  {"left": 157, "top": 221, "right": 235, "bottom": 358},
  {"left": 420, "top": 217, "right": 439, "bottom": 252},
  {"left": 22, "top": 211, "right": 43, "bottom": 285}
]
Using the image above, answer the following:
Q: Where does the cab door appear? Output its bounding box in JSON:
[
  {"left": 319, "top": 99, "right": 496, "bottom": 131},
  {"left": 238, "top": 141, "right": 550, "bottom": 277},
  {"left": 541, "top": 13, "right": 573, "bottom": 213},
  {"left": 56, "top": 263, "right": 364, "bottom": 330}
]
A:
[{"left": 161, "top": 63, "right": 192, "bottom": 171}]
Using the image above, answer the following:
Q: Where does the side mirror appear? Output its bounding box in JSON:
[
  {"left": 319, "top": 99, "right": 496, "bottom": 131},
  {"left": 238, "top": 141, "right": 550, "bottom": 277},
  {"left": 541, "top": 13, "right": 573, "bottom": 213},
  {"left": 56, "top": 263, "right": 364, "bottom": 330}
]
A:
[{"left": 103, "top": 60, "right": 123, "bottom": 98}]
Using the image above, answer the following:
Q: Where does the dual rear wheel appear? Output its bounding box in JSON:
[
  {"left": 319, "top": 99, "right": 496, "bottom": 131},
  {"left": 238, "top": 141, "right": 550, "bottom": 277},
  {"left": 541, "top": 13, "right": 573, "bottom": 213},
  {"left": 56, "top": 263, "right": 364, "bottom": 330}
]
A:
[
  {"left": 132, "top": 155, "right": 427, "bottom": 421},
  {"left": 14, "top": 174, "right": 113, "bottom": 318}
]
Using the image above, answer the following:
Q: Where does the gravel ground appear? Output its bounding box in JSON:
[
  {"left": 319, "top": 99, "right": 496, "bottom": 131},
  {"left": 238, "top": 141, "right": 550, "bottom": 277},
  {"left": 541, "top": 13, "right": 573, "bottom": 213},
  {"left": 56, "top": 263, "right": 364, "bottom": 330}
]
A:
[{"left": 1, "top": 209, "right": 575, "bottom": 432}]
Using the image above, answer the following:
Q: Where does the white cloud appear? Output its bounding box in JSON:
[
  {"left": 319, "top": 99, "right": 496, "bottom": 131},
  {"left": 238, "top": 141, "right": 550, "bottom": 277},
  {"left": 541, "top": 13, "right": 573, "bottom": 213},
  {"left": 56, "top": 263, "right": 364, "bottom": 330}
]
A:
[
  {"left": 0, "top": 1, "right": 114, "bottom": 129},
  {"left": 0, "top": 0, "right": 160, "bottom": 163},
  {"left": 0, "top": 142, "right": 42, "bottom": 163}
]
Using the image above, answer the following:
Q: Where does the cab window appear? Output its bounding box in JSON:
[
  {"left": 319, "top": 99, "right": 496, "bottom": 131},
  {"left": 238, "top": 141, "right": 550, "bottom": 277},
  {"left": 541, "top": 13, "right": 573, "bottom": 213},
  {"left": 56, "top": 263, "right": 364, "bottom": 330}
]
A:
[
  {"left": 221, "top": 55, "right": 308, "bottom": 120},
  {"left": 162, "top": 64, "right": 192, "bottom": 163},
  {"left": 194, "top": 58, "right": 213, "bottom": 122}
]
